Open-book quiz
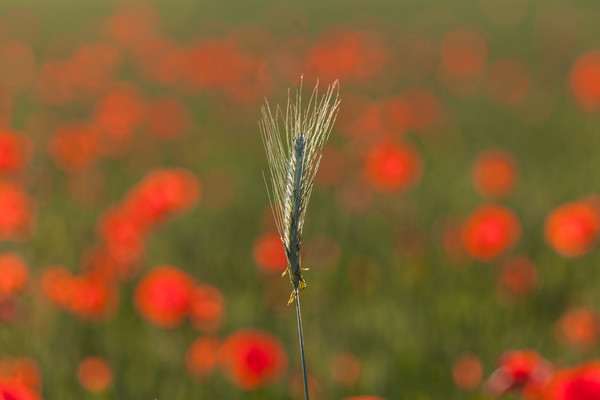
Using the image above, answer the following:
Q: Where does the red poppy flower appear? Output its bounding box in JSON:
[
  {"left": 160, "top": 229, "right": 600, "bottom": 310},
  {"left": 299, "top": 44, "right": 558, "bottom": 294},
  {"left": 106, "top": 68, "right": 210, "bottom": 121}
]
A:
[
  {"left": 331, "top": 352, "right": 361, "bottom": 387},
  {"left": 186, "top": 39, "right": 268, "bottom": 102},
  {"left": 440, "top": 28, "right": 487, "bottom": 78},
  {"left": 384, "top": 96, "right": 412, "bottom": 135},
  {"left": 543, "top": 362, "right": 600, "bottom": 400},
  {"left": 545, "top": 201, "right": 600, "bottom": 258},
  {"left": 0, "top": 380, "right": 41, "bottom": 400},
  {"left": 94, "top": 83, "right": 145, "bottom": 141},
  {"left": 453, "top": 353, "right": 483, "bottom": 391},
  {"left": 67, "top": 274, "right": 118, "bottom": 319},
  {"left": 49, "top": 123, "right": 100, "bottom": 173},
  {"left": 77, "top": 356, "right": 113, "bottom": 393},
  {"left": 485, "top": 59, "right": 531, "bottom": 106},
  {"left": 484, "top": 349, "right": 551, "bottom": 398},
  {"left": 99, "top": 206, "right": 144, "bottom": 263},
  {"left": 0, "top": 253, "right": 28, "bottom": 298},
  {"left": 219, "top": 329, "right": 287, "bottom": 390},
  {"left": 36, "top": 61, "right": 77, "bottom": 105},
  {"left": 134, "top": 265, "right": 194, "bottom": 328},
  {"left": 0, "top": 128, "right": 30, "bottom": 175},
  {"left": 0, "top": 356, "right": 41, "bottom": 392},
  {"left": 461, "top": 204, "right": 521, "bottom": 261},
  {"left": 344, "top": 102, "right": 388, "bottom": 138},
  {"left": 82, "top": 246, "right": 140, "bottom": 282},
  {"left": 70, "top": 43, "right": 120, "bottom": 97},
  {"left": 253, "top": 232, "right": 287, "bottom": 273},
  {"left": 134, "top": 36, "right": 189, "bottom": 86},
  {"left": 305, "top": 29, "right": 387, "bottom": 83},
  {"left": 0, "top": 181, "right": 34, "bottom": 241},
  {"left": 146, "top": 96, "right": 189, "bottom": 139},
  {"left": 189, "top": 285, "right": 224, "bottom": 332},
  {"left": 472, "top": 148, "right": 518, "bottom": 199},
  {"left": 570, "top": 50, "right": 600, "bottom": 112},
  {"left": 438, "top": 27, "right": 487, "bottom": 95},
  {"left": 41, "top": 266, "right": 73, "bottom": 307},
  {"left": 556, "top": 307, "right": 600, "bottom": 349},
  {"left": 42, "top": 267, "right": 117, "bottom": 320},
  {"left": 500, "top": 350, "right": 550, "bottom": 387},
  {"left": 186, "top": 336, "right": 220, "bottom": 380},
  {"left": 499, "top": 256, "right": 538, "bottom": 299},
  {"left": 364, "top": 143, "right": 422, "bottom": 192},
  {"left": 107, "top": 1, "right": 160, "bottom": 49},
  {"left": 124, "top": 168, "right": 200, "bottom": 230},
  {"left": 405, "top": 88, "right": 442, "bottom": 133}
]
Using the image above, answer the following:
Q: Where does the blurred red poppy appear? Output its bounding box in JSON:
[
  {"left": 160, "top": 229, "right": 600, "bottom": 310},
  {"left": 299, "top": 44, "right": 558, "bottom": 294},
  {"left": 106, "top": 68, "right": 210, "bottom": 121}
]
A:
[
  {"left": 453, "top": 353, "right": 483, "bottom": 391},
  {"left": 570, "top": 50, "right": 600, "bottom": 112},
  {"left": 472, "top": 148, "right": 518, "bottom": 199},
  {"left": 189, "top": 284, "right": 225, "bottom": 332},
  {"left": 484, "top": 349, "right": 551, "bottom": 398},
  {"left": 438, "top": 27, "right": 487, "bottom": 95},
  {"left": 186, "top": 336, "right": 220, "bottom": 380},
  {"left": 331, "top": 352, "right": 361, "bottom": 387},
  {"left": 134, "top": 265, "right": 194, "bottom": 328},
  {"left": 441, "top": 28, "right": 487, "bottom": 78},
  {"left": 124, "top": 168, "right": 200, "bottom": 230},
  {"left": 364, "top": 142, "right": 422, "bottom": 192},
  {"left": 0, "top": 357, "right": 41, "bottom": 392},
  {"left": 288, "top": 371, "right": 323, "bottom": 399},
  {"left": 543, "top": 362, "right": 600, "bottom": 400},
  {"left": 77, "top": 356, "right": 113, "bottom": 393},
  {"left": 67, "top": 273, "right": 118, "bottom": 319},
  {"left": 461, "top": 204, "right": 521, "bottom": 261},
  {"left": 405, "top": 88, "right": 443, "bottom": 133},
  {"left": 41, "top": 266, "right": 73, "bottom": 307},
  {"left": 0, "top": 181, "right": 34, "bottom": 241},
  {"left": 0, "top": 380, "right": 41, "bottom": 400},
  {"left": 146, "top": 96, "right": 189, "bottom": 139},
  {"left": 36, "top": 60, "right": 77, "bottom": 105},
  {"left": 344, "top": 102, "right": 389, "bottom": 138},
  {"left": 305, "top": 29, "right": 387, "bottom": 83},
  {"left": 41, "top": 267, "right": 118, "bottom": 319},
  {"left": 0, "top": 253, "right": 28, "bottom": 298},
  {"left": 253, "top": 232, "right": 287, "bottom": 273},
  {"left": 70, "top": 42, "right": 120, "bottom": 97},
  {"left": 219, "top": 329, "right": 287, "bottom": 390},
  {"left": 82, "top": 246, "right": 140, "bottom": 282},
  {"left": 99, "top": 206, "right": 144, "bottom": 263},
  {"left": 133, "top": 36, "right": 188, "bottom": 86},
  {"left": 556, "top": 307, "right": 600, "bottom": 349},
  {"left": 49, "top": 123, "right": 100, "bottom": 173},
  {"left": 498, "top": 256, "right": 538, "bottom": 299},
  {"left": 545, "top": 201, "right": 600, "bottom": 258},
  {"left": 94, "top": 83, "right": 145, "bottom": 141},
  {"left": 0, "top": 128, "right": 30, "bottom": 175},
  {"left": 107, "top": 1, "right": 160, "bottom": 49},
  {"left": 187, "top": 39, "right": 269, "bottom": 103},
  {"left": 485, "top": 59, "right": 531, "bottom": 106}
]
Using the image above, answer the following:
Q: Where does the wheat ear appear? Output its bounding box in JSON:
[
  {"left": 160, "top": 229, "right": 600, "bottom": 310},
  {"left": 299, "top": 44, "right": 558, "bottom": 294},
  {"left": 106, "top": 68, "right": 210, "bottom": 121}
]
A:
[{"left": 260, "top": 77, "right": 340, "bottom": 400}]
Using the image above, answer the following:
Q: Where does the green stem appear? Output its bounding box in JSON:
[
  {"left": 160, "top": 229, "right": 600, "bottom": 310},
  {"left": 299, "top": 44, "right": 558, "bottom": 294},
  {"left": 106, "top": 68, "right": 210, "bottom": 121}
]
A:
[{"left": 295, "top": 292, "right": 309, "bottom": 400}]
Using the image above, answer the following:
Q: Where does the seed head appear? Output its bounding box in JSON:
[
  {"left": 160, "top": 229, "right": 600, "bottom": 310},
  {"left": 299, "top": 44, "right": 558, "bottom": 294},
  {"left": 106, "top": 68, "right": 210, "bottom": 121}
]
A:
[{"left": 260, "top": 78, "right": 340, "bottom": 303}]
